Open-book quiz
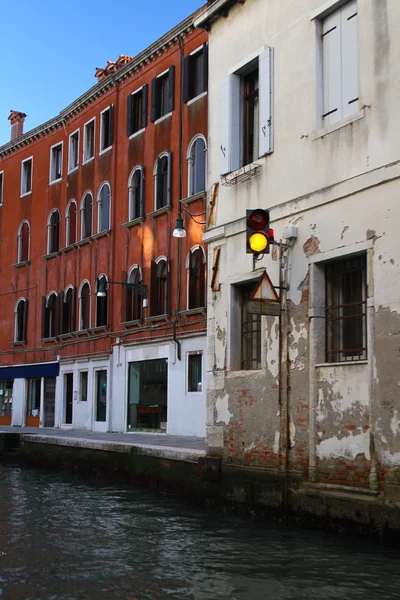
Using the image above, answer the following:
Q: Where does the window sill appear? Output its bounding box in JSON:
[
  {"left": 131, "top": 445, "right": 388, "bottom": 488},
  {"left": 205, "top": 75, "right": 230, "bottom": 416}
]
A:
[
  {"left": 148, "top": 205, "right": 171, "bottom": 219},
  {"left": 122, "top": 217, "right": 144, "bottom": 229},
  {"left": 82, "top": 157, "right": 94, "bottom": 166},
  {"left": 13, "top": 260, "right": 30, "bottom": 269},
  {"left": 92, "top": 229, "right": 111, "bottom": 240},
  {"left": 89, "top": 326, "right": 108, "bottom": 334},
  {"left": 20, "top": 191, "right": 32, "bottom": 198},
  {"left": 42, "top": 252, "right": 60, "bottom": 261},
  {"left": 60, "top": 244, "right": 76, "bottom": 254},
  {"left": 49, "top": 177, "right": 62, "bottom": 185},
  {"left": 121, "top": 319, "right": 142, "bottom": 328},
  {"left": 129, "top": 128, "right": 145, "bottom": 140},
  {"left": 10, "top": 341, "right": 25, "bottom": 347},
  {"left": 146, "top": 314, "right": 169, "bottom": 323},
  {"left": 226, "top": 369, "right": 263, "bottom": 378},
  {"left": 99, "top": 146, "right": 112, "bottom": 157},
  {"left": 75, "top": 329, "right": 90, "bottom": 337},
  {"left": 311, "top": 109, "right": 365, "bottom": 141},
  {"left": 76, "top": 238, "right": 92, "bottom": 247},
  {"left": 181, "top": 307, "right": 206, "bottom": 317},
  {"left": 41, "top": 337, "right": 58, "bottom": 344},
  {"left": 187, "top": 91, "right": 207, "bottom": 106},
  {"left": 154, "top": 112, "right": 172, "bottom": 125},
  {"left": 181, "top": 191, "right": 206, "bottom": 206},
  {"left": 316, "top": 360, "right": 368, "bottom": 368},
  {"left": 59, "top": 332, "right": 75, "bottom": 340},
  {"left": 220, "top": 162, "right": 261, "bottom": 187},
  {"left": 68, "top": 166, "right": 79, "bottom": 175}
]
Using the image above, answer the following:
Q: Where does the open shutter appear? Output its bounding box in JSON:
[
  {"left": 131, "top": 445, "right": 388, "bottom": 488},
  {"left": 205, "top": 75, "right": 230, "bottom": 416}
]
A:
[
  {"left": 22, "top": 299, "right": 29, "bottom": 343},
  {"left": 150, "top": 261, "right": 157, "bottom": 316},
  {"left": 71, "top": 287, "right": 76, "bottom": 332},
  {"left": 151, "top": 77, "right": 157, "bottom": 122},
  {"left": 220, "top": 78, "right": 230, "bottom": 174},
  {"left": 183, "top": 55, "right": 191, "bottom": 103},
  {"left": 156, "top": 157, "right": 162, "bottom": 209},
  {"left": 41, "top": 297, "right": 47, "bottom": 339},
  {"left": 167, "top": 152, "right": 172, "bottom": 206},
  {"left": 230, "top": 74, "right": 240, "bottom": 172},
  {"left": 142, "top": 84, "right": 148, "bottom": 128},
  {"left": 258, "top": 47, "right": 274, "bottom": 157},
  {"left": 322, "top": 10, "right": 342, "bottom": 126},
  {"left": 108, "top": 105, "right": 114, "bottom": 146},
  {"left": 341, "top": 0, "right": 358, "bottom": 119},
  {"left": 168, "top": 66, "right": 175, "bottom": 113},
  {"left": 202, "top": 43, "right": 208, "bottom": 93},
  {"left": 139, "top": 167, "right": 145, "bottom": 217},
  {"left": 126, "top": 95, "right": 133, "bottom": 136}
]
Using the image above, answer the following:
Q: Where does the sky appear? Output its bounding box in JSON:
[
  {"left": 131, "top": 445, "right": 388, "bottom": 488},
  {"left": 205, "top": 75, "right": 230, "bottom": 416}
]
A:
[{"left": 0, "top": 0, "right": 203, "bottom": 146}]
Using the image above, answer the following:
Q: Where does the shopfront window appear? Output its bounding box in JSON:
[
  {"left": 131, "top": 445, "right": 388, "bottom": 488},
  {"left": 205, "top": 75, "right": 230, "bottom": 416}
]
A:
[
  {"left": 27, "top": 378, "right": 41, "bottom": 419},
  {"left": 0, "top": 380, "right": 13, "bottom": 420}
]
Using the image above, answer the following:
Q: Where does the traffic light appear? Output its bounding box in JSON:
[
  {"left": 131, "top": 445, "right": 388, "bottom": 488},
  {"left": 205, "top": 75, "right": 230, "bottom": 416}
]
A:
[{"left": 246, "top": 209, "right": 273, "bottom": 254}]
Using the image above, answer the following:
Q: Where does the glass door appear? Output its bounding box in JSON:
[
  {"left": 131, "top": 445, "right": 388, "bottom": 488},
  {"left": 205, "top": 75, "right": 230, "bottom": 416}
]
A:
[{"left": 94, "top": 370, "right": 107, "bottom": 431}]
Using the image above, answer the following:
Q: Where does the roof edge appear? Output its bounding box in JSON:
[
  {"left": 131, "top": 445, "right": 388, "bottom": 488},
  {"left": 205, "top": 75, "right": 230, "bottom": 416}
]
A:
[{"left": 194, "top": 0, "right": 242, "bottom": 29}]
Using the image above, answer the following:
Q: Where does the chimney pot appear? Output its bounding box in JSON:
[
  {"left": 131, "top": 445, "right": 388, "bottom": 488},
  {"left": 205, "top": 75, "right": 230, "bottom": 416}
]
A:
[{"left": 8, "top": 110, "right": 27, "bottom": 141}]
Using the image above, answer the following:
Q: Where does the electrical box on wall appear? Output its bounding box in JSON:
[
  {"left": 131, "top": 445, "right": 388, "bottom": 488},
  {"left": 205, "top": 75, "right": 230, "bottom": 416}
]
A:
[{"left": 283, "top": 225, "right": 298, "bottom": 240}]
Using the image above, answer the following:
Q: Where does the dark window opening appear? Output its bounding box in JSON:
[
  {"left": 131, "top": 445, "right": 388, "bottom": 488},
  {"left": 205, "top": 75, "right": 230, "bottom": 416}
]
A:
[
  {"left": 82, "top": 193, "right": 92, "bottom": 239},
  {"left": 190, "top": 137, "right": 206, "bottom": 196},
  {"left": 100, "top": 107, "right": 113, "bottom": 151},
  {"left": 15, "top": 299, "right": 27, "bottom": 343},
  {"left": 80, "top": 283, "right": 90, "bottom": 330},
  {"left": 126, "top": 268, "right": 142, "bottom": 322},
  {"left": 84, "top": 120, "right": 95, "bottom": 161},
  {"left": 129, "top": 169, "right": 143, "bottom": 220},
  {"left": 96, "top": 370, "right": 107, "bottom": 422},
  {"left": 80, "top": 371, "right": 88, "bottom": 402},
  {"left": 96, "top": 277, "right": 108, "bottom": 327},
  {"left": 98, "top": 183, "right": 110, "bottom": 232},
  {"left": 188, "top": 248, "right": 205, "bottom": 309},
  {"left": 66, "top": 202, "right": 77, "bottom": 245},
  {"left": 69, "top": 132, "right": 79, "bottom": 171},
  {"left": 62, "top": 287, "right": 75, "bottom": 334},
  {"left": 188, "top": 353, "right": 202, "bottom": 392},
  {"left": 151, "top": 67, "right": 174, "bottom": 122},
  {"left": 0, "top": 172, "right": 3, "bottom": 205},
  {"left": 48, "top": 211, "right": 60, "bottom": 253},
  {"left": 127, "top": 85, "right": 148, "bottom": 136},
  {"left": 184, "top": 43, "right": 208, "bottom": 102},
  {"left": 51, "top": 144, "right": 62, "bottom": 181},
  {"left": 43, "top": 293, "right": 58, "bottom": 339},
  {"left": 243, "top": 66, "right": 259, "bottom": 166},
  {"left": 18, "top": 221, "right": 30, "bottom": 262},
  {"left": 27, "top": 378, "right": 41, "bottom": 419},
  {"left": 239, "top": 282, "right": 262, "bottom": 370},
  {"left": 22, "top": 159, "right": 32, "bottom": 195},
  {"left": 156, "top": 155, "right": 169, "bottom": 210}
]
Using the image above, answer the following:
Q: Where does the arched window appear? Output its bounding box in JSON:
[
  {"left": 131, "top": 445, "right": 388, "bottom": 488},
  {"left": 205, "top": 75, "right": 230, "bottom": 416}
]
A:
[
  {"left": 128, "top": 167, "right": 144, "bottom": 221},
  {"left": 47, "top": 210, "right": 60, "bottom": 254},
  {"left": 97, "top": 182, "right": 110, "bottom": 232},
  {"left": 43, "top": 292, "right": 58, "bottom": 338},
  {"left": 187, "top": 246, "right": 206, "bottom": 309},
  {"left": 62, "top": 286, "right": 76, "bottom": 334},
  {"left": 17, "top": 221, "right": 30, "bottom": 263},
  {"left": 66, "top": 200, "right": 77, "bottom": 246},
  {"left": 188, "top": 136, "right": 206, "bottom": 196},
  {"left": 154, "top": 153, "right": 171, "bottom": 210},
  {"left": 96, "top": 275, "right": 108, "bottom": 327},
  {"left": 151, "top": 257, "right": 168, "bottom": 316},
  {"left": 79, "top": 282, "right": 91, "bottom": 330},
  {"left": 81, "top": 192, "right": 93, "bottom": 239},
  {"left": 14, "top": 298, "right": 28, "bottom": 343},
  {"left": 126, "top": 266, "right": 142, "bottom": 322}
]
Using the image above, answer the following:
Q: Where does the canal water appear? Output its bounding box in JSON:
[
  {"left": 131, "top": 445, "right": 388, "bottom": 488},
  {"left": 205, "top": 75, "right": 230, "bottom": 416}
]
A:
[{"left": 0, "top": 465, "right": 400, "bottom": 600}]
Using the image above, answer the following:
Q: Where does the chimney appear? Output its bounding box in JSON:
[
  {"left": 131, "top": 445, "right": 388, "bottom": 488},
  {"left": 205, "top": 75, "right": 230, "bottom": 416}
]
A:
[{"left": 8, "top": 110, "right": 27, "bottom": 141}]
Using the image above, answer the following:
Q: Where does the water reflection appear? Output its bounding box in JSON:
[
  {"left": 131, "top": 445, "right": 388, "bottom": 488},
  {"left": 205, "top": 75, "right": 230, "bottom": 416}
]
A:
[{"left": 0, "top": 465, "right": 399, "bottom": 599}]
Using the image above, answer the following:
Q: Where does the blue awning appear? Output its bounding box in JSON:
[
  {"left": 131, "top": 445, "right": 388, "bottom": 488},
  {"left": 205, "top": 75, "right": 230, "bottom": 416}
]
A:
[{"left": 0, "top": 363, "right": 60, "bottom": 380}]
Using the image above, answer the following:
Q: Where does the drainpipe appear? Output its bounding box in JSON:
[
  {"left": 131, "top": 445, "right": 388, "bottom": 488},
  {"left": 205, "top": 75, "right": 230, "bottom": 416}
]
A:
[{"left": 173, "top": 320, "right": 181, "bottom": 362}]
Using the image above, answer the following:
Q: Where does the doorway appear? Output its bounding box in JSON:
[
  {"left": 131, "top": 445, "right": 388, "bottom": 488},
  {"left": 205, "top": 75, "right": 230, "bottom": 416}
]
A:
[
  {"left": 94, "top": 370, "right": 107, "bottom": 431},
  {"left": 63, "top": 373, "right": 73, "bottom": 425},
  {"left": 44, "top": 377, "right": 56, "bottom": 427},
  {"left": 127, "top": 359, "right": 168, "bottom": 431},
  {"left": 26, "top": 378, "right": 41, "bottom": 427}
]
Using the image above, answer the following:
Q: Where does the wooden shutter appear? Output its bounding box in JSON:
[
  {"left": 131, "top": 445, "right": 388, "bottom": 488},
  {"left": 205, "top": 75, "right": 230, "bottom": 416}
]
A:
[
  {"left": 258, "top": 47, "right": 274, "bottom": 157},
  {"left": 151, "top": 77, "right": 157, "bottom": 122},
  {"left": 70, "top": 287, "right": 76, "bottom": 332},
  {"left": 341, "top": 0, "right": 358, "bottom": 119},
  {"left": 139, "top": 167, "right": 145, "bottom": 217},
  {"left": 183, "top": 55, "right": 191, "bottom": 103},
  {"left": 41, "top": 297, "right": 47, "bottom": 338},
  {"left": 167, "top": 152, "right": 172, "bottom": 206},
  {"left": 322, "top": 9, "right": 342, "bottom": 125},
  {"left": 126, "top": 94, "right": 133, "bottom": 136},
  {"left": 142, "top": 84, "right": 148, "bottom": 128},
  {"left": 230, "top": 74, "right": 241, "bottom": 172},
  {"left": 168, "top": 66, "right": 175, "bottom": 113},
  {"left": 202, "top": 43, "right": 208, "bottom": 93},
  {"left": 150, "top": 261, "right": 157, "bottom": 315},
  {"left": 108, "top": 105, "right": 114, "bottom": 146},
  {"left": 22, "top": 299, "right": 28, "bottom": 343}
]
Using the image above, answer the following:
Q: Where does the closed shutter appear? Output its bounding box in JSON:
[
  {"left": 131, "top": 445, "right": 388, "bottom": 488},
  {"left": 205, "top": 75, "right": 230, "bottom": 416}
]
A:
[
  {"left": 150, "top": 261, "right": 157, "bottom": 315},
  {"left": 139, "top": 167, "right": 145, "bottom": 217},
  {"left": 142, "top": 84, "right": 148, "bottom": 128},
  {"left": 341, "top": 0, "right": 358, "bottom": 119},
  {"left": 322, "top": 9, "right": 342, "bottom": 126},
  {"left": 220, "top": 78, "right": 230, "bottom": 174},
  {"left": 70, "top": 287, "right": 76, "bottom": 332},
  {"left": 108, "top": 105, "right": 114, "bottom": 146},
  {"left": 22, "top": 299, "right": 28, "bottom": 343},
  {"left": 202, "top": 43, "right": 208, "bottom": 93},
  {"left": 151, "top": 77, "right": 157, "bottom": 122},
  {"left": 126, "top": 94, "right": 133, "bottom": 136},
  {"left": 41, "top": 297, "right": 47, "bottom": 338},
  {"left": 58, "top": 291, "right": 64, "bottom": 336},
  {"left": 258, "top": 47, "right": 274, "bottom": 157},
  {"left": 183, "top": 55, "right": 191, "bottom": 103},
  {"left": 168, "top": 66, "right": 175, "bottom": 113},
  {"left": 167, "top": 152, "right": 172, "bottom": 206},
  {"left": 156, "top": 157, "right": 162, "bottom": 209}
]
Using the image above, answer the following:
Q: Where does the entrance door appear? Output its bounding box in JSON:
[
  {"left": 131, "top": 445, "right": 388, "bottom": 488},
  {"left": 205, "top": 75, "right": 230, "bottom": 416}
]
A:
[
  {"left": 26, "top": 378, "right": 41, "bottom": 427},
  {"left": 0, "top": 380, "right": 13, "bottom": 426},
  {"left": 64, "top": 373, "right": 73, "bottom": 425},
  {"left": 94, "top": 370, "right": 107, "bottom": 432},
  {"left": 127, "top": 359, "right": 167, "bottom": 431},
  {"left": 44, "top": 377, "right": 56, "bottom": 428}
]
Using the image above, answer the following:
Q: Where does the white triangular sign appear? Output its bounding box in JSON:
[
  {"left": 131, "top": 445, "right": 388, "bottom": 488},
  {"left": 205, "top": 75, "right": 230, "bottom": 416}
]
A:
[{"left": 250, "top": 270, "right": 279, "bottom": 303}]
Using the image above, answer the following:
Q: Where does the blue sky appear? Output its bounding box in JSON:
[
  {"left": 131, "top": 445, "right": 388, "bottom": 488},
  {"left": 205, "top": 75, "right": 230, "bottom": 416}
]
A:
[{"left": 0, "top": 0, "right": 203, "bottom": 146}]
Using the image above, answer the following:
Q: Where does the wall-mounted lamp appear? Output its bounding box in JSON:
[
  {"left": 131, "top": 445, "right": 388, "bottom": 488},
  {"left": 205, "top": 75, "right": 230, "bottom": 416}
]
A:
[
  {"left": 97, "top": 279, "right": 148, "bottom": 298},
  {"left": 172, "top": 207, "right": 207, "bottom": 239}
]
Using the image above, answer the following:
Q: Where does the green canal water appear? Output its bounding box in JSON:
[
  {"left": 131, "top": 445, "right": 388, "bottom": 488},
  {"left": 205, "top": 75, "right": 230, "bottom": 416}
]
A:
[{"left": 0, "top": 464, "right": 399, "bottom": 599}]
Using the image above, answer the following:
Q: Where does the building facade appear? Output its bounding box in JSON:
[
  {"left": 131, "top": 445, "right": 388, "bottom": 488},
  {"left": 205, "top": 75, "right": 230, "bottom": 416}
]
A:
[
  {"left": 0, "top": 11, "right": 208, "bottom": 436},
  {"left": 197, "top": 0, "right": 400, "bottom": 499}
]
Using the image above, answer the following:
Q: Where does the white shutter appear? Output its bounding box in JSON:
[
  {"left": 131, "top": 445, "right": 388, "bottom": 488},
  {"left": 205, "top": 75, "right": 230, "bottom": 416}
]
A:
[
  {"left": 258, "top": 47, "right": 273, "bottom": 157},
  {"left": 341, "top": 0, "right": 358, "bottom": 119},
  {"left": 220, "top": 78, "right": 230, "bottom": 174},
  {"left": 322, "top": 9, "right": 342, "bottom": 126},
  {"left": 230, "top": 73, "right": 241, "bottom": 172}
]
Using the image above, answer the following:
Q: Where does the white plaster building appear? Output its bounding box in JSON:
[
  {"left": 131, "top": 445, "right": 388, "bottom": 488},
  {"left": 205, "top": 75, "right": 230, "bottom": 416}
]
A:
[{"left": 196, "top": 0, "right": 400, "bottom": 493}]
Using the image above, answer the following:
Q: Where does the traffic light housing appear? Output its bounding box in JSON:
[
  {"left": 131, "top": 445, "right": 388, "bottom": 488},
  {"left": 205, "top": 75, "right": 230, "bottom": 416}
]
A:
[{"left": 246, "top": 209, "right": 273, "bottom": 254}]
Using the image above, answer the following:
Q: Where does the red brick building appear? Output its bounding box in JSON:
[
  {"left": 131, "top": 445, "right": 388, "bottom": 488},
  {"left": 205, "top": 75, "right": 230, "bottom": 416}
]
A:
[{"left": 0, "top": 9, "right": 208, "bottom": 435}]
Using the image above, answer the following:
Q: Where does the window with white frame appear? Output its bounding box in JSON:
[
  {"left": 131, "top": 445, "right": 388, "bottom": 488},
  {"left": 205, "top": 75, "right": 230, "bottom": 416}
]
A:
[
  {"left": 17, "top": 220, "right": 30, "bottom": 263},
  {"left": 68, "top": 130, "right": 79, "bottom": 172},
  {"left": 154, "top": 153, "right": 171, "bottom": 210},
  {"left": 97, "top": 182, "right": 110, "bottom": 232},
  {"left": 0, "top": 171, "right": 3, "bottom": 205},
  {"left": 79, "top": 281, "right": 91, "bottom": 330},
  {"left": 50, "top": 142, "right": 63, "bottom": 183},
  {"left": 65, "top": 200, "right": 77, "bottom": 246},
  {"left": 128, "top": 167, "right": 144, "bottom": 221},
  {"left": 79, "top": 370, "right": 88, "bottom": 402},
  {"left": 151, "top": 67, "right": 175, "bottom": 122},
  {"left": 14, "top": 298, "right": 28, "bottom": 343},
  {"left": 150, "top": 258, "right": 169, "bottom": 316},
  {"left": 187, "top": 352, "right": 202, "bottom": 393},
  {"left": 100, "top": 106, "right": 113, "bottom": 152},
  {"left": 188, "top": 136, "right": 206, "bottom": 196},
  {"left": 81, "top": 192, "right": 93, "bottom": 239},
  {"left": 187, "top": 247, "right": 206, "bottom": 310},
  {"left": 125, "top": 266, "right": 142, "bottom": 322},
  {"left": 83, "top": 119, "right": 95, "bottom": 163},
  {"left": 231, "top": 280, "right": 262, "bottom": 371},
  {"left": 62, "top": 286, "right": 76, "bottom": 334},
  {"left": 220, "top": 48, "right": 273, "bottom": 175},
  {"left": 127, "top": 86, "right": 148, "bottom": 136},
  {"left": 184, "top": 43, "right": 208, "bottom": 102},
  {"left": 47, "top": 210, "right": 60, "bottom": 254},
  {"left": 319, "top": 1, "right": 358, "bottom": 127},
  {"left": 43, "top": 292, "right": 58, "bottom": 339},
  {"left": 21, "top": 157, "right": 33, "bottom": 196},
  {"left": 96, "top": 275, "right": 108, "bottom": 327}
]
